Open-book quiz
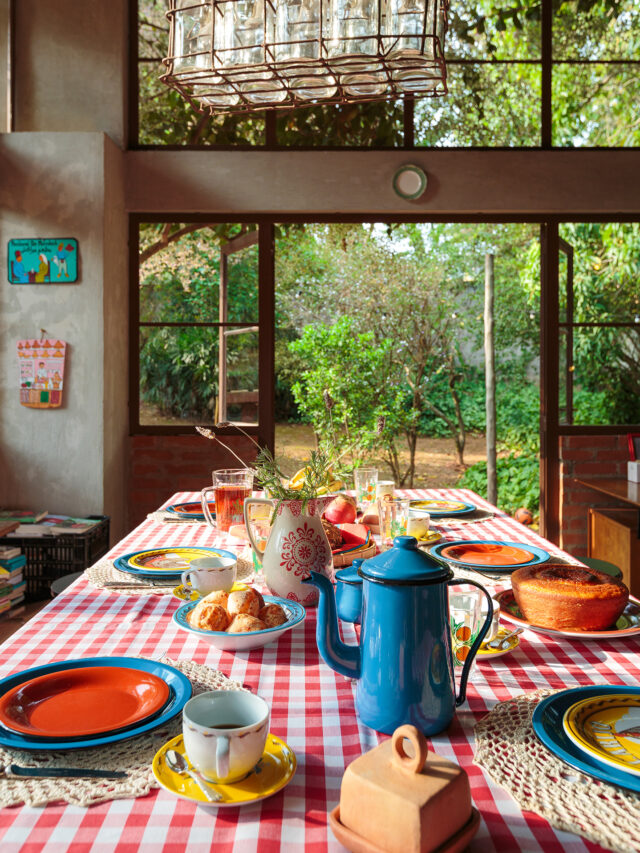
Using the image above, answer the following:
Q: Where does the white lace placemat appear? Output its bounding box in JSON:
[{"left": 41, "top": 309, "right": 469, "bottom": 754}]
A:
[
  {"left": 0, "top": 658, "right": 245, "bottom": 808},
  {"left": 474, "top": 688, "right": 640, "bottom": 853},
  {"left": 86, "top": 552, "right": 256, "bottom": 596}
]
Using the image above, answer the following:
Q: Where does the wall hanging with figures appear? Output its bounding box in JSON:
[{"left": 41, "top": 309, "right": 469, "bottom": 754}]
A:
[
  {"left": 7, "top": 238, "right": 78, "bottom": 283},
  {"left": 18, "top": 339, "right": 67, "bottom": 408}
]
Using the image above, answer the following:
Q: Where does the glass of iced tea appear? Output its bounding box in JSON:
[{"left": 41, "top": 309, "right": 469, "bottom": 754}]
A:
[{"left": 200, "top": 469, "right": 254, "bottom": 533}]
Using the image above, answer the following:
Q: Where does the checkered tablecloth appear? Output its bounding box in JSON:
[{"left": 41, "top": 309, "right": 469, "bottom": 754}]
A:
[{"left": 0, "top": 490, "right": 632, "bottom": 853}]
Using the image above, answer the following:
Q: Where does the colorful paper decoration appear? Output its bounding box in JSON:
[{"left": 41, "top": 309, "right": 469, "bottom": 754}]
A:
[
  {"left": 8, "top": 239, "right": 78, "bottom": 284},
  {"left": 18, "top": 339, "right": 67, "bottom": 408}
]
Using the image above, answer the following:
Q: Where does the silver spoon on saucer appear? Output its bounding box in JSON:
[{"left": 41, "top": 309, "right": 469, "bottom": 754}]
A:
[
  {"left": 165, "top": 749, "right": 222, "bottom": 802},
  {"left": 487, "top": 627, "right": 524, "bottom": 650}
]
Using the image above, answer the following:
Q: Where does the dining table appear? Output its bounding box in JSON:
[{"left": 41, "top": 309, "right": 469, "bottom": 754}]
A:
[{"left": 0, "top": 487, "right": 635, "bottom": 853}]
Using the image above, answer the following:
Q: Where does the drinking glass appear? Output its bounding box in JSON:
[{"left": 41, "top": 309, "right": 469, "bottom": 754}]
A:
[
  {"left": 273, "top": 0, "right": 337, "bottom": 100},
  {"left": 201, "top": 468, "right": 254, "bottom": 533},
  {"left": 449, "top": 588, "right": 481, "bottom": 667},
  {"left": 354, "top": 468, "right": 378, "bottom": 509},
  {"left": 378, "top": 498, "right": 411, "bottom": 547}
]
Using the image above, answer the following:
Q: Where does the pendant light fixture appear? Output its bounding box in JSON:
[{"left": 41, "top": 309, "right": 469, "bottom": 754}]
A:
[{"left": 161, "top": 0, "right": 448, "bottom": 113}]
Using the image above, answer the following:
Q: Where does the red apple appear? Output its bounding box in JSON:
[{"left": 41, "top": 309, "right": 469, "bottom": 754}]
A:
[{"left": 324, "top": 494, "right": 357, "bottom": 525}]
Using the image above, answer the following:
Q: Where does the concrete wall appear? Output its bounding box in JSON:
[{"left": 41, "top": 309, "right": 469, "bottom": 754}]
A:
[
  {"left": 0, "top": 132, "right": 128, "bottom": 541},
  {"left": 12, "top": 0, "right": 127, "bottom": 148}
]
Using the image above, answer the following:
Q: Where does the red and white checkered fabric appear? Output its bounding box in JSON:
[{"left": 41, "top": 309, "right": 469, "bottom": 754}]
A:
[{"left": 0, "top": 491, "right": 626, "bottom": 853}]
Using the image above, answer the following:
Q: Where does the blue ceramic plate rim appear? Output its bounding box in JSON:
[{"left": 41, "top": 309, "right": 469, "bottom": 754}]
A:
[
  {"left": 165, "top": 502, "right": 213, "bottom": 520},
  {"left": 410, "top": 499, "right": 476, "bottom": 518},
  {"left": 532, "top": 686, "right": 640, "bottom": 792},
  {"left": 430, "top": 539, "right": 551, "bottom": 572},
  {"left": 114, "top": 547, "right": 238, "bottom": 579},
  {"left": 173, "top": 594, "right": 305, "bottom": 639},
  {"left": 0, "top": 657, "right": 192, "bottom": 751}
]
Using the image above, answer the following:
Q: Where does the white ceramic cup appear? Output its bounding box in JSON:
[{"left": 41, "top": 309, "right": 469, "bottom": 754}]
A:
[
  {"left": 375, "top": 481, "right": 395, "bottom": 501},
  {"left": 183, "top": 690, "right": 270, "bottom": 783},
  {"left": 481, "top": 597, "right": 501, "bottom": 641},
  {"left": 181, "top": 556, "right": 237, "bottom": 595},
  {"left": 407, "top": 513, "right": 430, "bottom": 539}
]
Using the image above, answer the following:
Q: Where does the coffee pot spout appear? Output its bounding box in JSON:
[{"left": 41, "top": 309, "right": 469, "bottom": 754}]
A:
[{"left": 303, "top": 572, "right": 361, "bottom": 679}]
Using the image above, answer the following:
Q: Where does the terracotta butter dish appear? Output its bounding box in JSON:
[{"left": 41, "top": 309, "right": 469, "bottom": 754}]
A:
[{"left": 333, "top": 725, "right": 479, "bottom": 853}]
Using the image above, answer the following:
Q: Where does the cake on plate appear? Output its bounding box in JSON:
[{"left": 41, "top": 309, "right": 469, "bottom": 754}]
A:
[{"left": 511, "top": 564, "right": 629, "bottom": 631}]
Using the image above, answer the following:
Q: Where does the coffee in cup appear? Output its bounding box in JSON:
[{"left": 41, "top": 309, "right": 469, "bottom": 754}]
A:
[{"left": 182, "top": 690, "right": 270, "bottom": 784}]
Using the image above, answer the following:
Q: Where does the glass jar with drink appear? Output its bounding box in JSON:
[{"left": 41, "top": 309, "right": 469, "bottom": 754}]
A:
[{"left": 201, "top": 469, "right": 255, "bottom": 533}]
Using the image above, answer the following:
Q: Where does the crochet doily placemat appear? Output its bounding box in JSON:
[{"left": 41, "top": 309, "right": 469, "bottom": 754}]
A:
[
  {"left": 0, "top": 658, "right": 245, "bottom": 808},
  {"left": 86, "top": 553, "right": 256, "bottom": 596},
  {"left": 474, "top": 688, "right": 640, "bottom": 853}
]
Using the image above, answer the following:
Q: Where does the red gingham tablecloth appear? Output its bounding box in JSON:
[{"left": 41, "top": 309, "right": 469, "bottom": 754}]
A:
[{"left": 0, "top": 489, "right": 631, "bottom": 853}]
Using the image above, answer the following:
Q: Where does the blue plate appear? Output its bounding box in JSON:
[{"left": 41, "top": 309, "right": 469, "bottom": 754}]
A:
[
  {"left": 532, "top": 686, "right": 640, "bottom": 792},
  {"left": 0, "top": 657, "right": 192, "bottom": 751},
  {"left": 429, "top": 539, "right": 551, "bottom": 573},
  {"left": 165, "top": 501, "right": 213, "bottom": 521},
  {"left": 410, "top": 499, "right": 476, "bottom": 518},
  {"left": 114, "top": 547, "right": 237, "bottom": 580}
]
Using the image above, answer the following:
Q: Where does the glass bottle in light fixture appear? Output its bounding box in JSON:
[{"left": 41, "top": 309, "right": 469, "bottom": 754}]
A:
[
  {"left": 385, "top": 0, "right": 436, "bottom": 64},
  {"left": 328, "top": 0, "right": 387, "bottom": 97},
  {"left": 172, "top": 4, "right": 214, "bottom": 75},
  {"left": 273, "top": 0, "right": 337, "bottom": 101}
]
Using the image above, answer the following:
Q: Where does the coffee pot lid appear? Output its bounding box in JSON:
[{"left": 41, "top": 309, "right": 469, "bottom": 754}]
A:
[
  {"left": 359, "top": 536, "right": 452, "bottom": 585},
  {"left": 335, "top": 560, "right": 364, "bottom": 586}
]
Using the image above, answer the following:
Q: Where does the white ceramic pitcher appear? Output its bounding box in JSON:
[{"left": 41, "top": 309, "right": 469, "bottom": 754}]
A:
[{"left": 243, "top": 496, "right": 334, "bottom": 606}]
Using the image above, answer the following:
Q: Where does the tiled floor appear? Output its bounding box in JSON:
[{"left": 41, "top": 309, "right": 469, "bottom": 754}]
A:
[{"left": 0, "top": 601, "right": 47, "bottom": 645}]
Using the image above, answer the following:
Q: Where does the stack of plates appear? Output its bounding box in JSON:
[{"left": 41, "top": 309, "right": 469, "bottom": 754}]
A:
[
  {"left": 0, "top": 657, "right": 192, "bottom": 751},
  {"left": 533, "top": 686, "right": 640, "bottom": 791},
  {"left": 165, "top": 501, "right": 215, "bottom": 522},
  {"left": 410, "top": 499, "right": 476, "bottom": 518},
  {"left": 113, "top": 546, "right": 237, "bottom": 581},
  {"left": 430, "top": 539, "right": 551, "bottom": 575}
]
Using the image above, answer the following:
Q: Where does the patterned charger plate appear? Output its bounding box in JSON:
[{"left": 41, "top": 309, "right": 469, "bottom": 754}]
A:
[{"left": 563, "top": 693, "right": 640, "bottom": 778}]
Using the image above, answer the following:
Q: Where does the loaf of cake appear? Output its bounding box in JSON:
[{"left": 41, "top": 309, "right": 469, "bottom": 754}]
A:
[{"left": 511, "top": 564, "right": 629, "bottom": 631}]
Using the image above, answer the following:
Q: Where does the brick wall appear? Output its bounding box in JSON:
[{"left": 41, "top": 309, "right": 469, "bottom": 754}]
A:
[
  {"left": 560, "top": 434, "right": 628, "bottom": 555},
  {"left": 128, "top": 435, "right": 258, "bottom": 530}
]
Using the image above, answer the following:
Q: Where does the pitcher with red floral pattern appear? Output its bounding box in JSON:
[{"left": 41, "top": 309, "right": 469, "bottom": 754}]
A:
[{"left": 243, "top": 496, "right": 334, "bottom": 606}]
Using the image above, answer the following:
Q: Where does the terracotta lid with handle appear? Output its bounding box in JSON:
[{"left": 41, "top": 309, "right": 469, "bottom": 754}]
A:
[{"left": 337, "top": 725, "right": 476, "bottom": 853}]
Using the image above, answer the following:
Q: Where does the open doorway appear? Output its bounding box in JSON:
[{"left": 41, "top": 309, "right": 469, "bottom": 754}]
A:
[{"left": 273, "top": 222, "right": 542, "bottom": 520}]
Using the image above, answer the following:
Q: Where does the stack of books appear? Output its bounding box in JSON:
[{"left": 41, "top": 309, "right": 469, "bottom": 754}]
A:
[{"left": 0, "top": 546, "right": 27, "bottom": 619}]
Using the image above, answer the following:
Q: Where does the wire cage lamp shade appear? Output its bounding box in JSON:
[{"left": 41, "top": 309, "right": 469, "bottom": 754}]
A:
[{"left": 161, "top": 0, "right": 449, "bottom": 114}]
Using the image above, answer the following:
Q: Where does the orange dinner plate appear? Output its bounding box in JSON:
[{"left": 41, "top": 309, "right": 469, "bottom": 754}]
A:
[
  {"left": 440, "top": 542, "right": 535, "bottom": 567},
  {"left": 0, "top": 666, "right": 170, "bottom": 738}
]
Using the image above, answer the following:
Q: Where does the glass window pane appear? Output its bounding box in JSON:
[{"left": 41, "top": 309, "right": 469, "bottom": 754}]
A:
[
  {"left": 222, "top": 328, "right": 259, "bottom": 425},
  {"left": 552, "top": 64, "right": 640, "bottom": 147},
  {"left": 138, "top": 0, "right": 167, "bottom": 61},
  {"left": 415, "top": 63, "right": 541, "bottom": 146},
  {"left": 139, "top": 224, "right": 259, "bottom": 324},
  {"left": 276, "top": 101, "right": 404, "bottom": 147},
  {"left": 447, "top": 0, "right": 541, "bottom": 61},
  {"left": 139, "top": 326, "right": 218, "bottom": 426},
  {"left": 554, "top": 0, "right": 640, "bottom": 61},
  {"left": 138, "top": 61, "right": 266, "bottom": 145},
  {"left": 558, "top": 327, "right": 570, "bottom": 425},
  {"left": 571, "top": 326, "right": 640, "bottom": 425},
  {"left": 559, "top": 223, "right": 640, "bottom": 323}
]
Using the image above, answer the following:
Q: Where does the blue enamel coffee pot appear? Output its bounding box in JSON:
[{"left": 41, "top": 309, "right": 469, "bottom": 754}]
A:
[{"left": 303, "top": 536, "right": 493, "bottom": 736}]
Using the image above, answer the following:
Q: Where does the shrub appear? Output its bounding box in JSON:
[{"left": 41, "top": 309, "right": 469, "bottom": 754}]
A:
[{"left": 458, "top": 453, "right": 540, "bottom": 516}]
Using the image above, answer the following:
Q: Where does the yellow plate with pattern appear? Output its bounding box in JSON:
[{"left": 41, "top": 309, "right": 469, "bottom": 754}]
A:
[
  {"left": 126, "top": 548, "right": 228, "bottom": 572},
  {"left": 152, "top": 733, "right": 296, "bottom": 807},
  {"left": 171, "top": 581, "right": 248, "bottom": 603},
  {"left": 563, "top": 693, "right": 640, "bottom": 778}
]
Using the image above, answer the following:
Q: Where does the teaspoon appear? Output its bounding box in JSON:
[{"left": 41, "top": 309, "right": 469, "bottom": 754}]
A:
[{"left": 165, "top": 749, "right": 222, "bottom": 802}]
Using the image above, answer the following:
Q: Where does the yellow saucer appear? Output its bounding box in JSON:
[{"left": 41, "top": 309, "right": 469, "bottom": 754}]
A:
[
  {"left": 477, "top": 627, "right": 520, "bottom": 659},
  {"left": 152, "top": 733, "right": 296, "bottom": 806},
  {"left": 172, "top": 581, "right": 248, "bottom": 603},
  {"left": 563, "top": 694, "right": 640, "bottom": 778},
  {"left": 416, "top": 530, "right": 442, "bottom": 546}
]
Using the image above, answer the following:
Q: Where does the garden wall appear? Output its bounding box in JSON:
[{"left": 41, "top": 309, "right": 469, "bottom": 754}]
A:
[
  {"left": 128, "top": 435, "right": 258, "bottom": 530},
  {"left": 559, "top": 434, "right": 629, "bottom": 555}
]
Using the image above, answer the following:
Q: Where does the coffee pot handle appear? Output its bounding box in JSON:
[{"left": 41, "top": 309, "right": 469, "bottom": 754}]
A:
[{"left": 447, "top": 578, "right": 493, "bottom": 707}]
